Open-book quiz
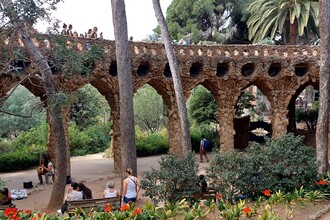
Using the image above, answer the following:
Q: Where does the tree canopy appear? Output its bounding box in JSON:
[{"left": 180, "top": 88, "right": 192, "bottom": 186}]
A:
[
  {"left": 133, "top": 84, "right": 167, "bottom": 134},
  {"left": 163, "top": 0, "right": 250, "bottom": 44},
  {"left": 246, "top": 0, "right": 319, "bottom": 44}
]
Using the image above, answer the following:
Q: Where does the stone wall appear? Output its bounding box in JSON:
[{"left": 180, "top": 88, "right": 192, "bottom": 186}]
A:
[{"left": 0, "top": 36, "right": 321, "bottom": 171}]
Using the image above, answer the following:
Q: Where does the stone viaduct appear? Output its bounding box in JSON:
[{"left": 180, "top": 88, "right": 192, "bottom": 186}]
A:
[{"left": 0, "top": 37, "right": 320, "bottom": 172}]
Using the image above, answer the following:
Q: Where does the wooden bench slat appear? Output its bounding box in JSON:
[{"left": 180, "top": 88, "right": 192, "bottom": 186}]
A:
[{"left": 67, "top": 196, "right": 121, "bottom": 212}]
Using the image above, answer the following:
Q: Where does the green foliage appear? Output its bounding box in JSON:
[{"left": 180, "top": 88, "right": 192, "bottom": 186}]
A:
[
  {"left": 207, "top": 134, "right": 319, "bottom": 201},
  {"left": 70, "top": 85, "right": 110, "bottom": 129},
  {"left": 0, "top": 86, "right": 46, "bottom": 138},
  {"left": 134, "top": 84, "right": 167, "bottom": 133},
  {"left": 136, "top": 131, "right": 168, "bottom": 157},
  {"left": 246, "top": 0, "right": 320, "bottom": 43},
  {"left": 190, "top": 124, "right": 219, "bottom": 152},
  {"left": 0, "top": 144, "right": 42, "bottom": 172},
  {"left": 49, "top": 35, "right": 104, "bottom": 76},
  {"left": 296, "top": 102, "right": 319, "bottom": 132},
  {"left": 141, "top": 153, "right": 199, "bottom": 205},
  {"left": 187, "top": 85, "right": 218, "bottom": 125},
  {"left": 164, "top": 0, "right": 249, "bottom": 43},
  {"left": 235, "top": 91, "right": 256, "bottom": 117},
  {"left": 69, "top": 123, "right": 110, "bottom": 156}
]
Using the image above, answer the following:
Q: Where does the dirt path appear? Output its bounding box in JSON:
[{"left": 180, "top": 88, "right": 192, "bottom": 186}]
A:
[{"left": 0, "top": 153, "right": 210, "bottom": 211}]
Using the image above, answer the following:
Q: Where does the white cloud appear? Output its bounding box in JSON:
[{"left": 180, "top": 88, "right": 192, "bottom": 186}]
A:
[{"left": 36, "top": 0, "right": 172, "bottom": 41}]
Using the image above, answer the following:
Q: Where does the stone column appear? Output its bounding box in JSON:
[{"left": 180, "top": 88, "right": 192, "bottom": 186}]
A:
[
  {"left": 217, "top": 108, "right": 236, "bottom": 152},
  {"left": 271, "top": 107, "right": 289, "bottom": 138},
  {"left": 167, "top": 104, "right": 184, "bottom": 155},
  {"left": 110, "top": 108, "right": 121, "bottom": 173}
]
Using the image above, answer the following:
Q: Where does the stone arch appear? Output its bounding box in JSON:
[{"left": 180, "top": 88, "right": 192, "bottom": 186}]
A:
[
  {"left": 286, "top": 80, "right": 319, "bottom": 133},
  {"left": 234, "top": 82, "right": 273, "bottom": 149}
]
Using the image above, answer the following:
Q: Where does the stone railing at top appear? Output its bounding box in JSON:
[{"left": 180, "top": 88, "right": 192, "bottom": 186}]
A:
[
  {"left": 2, "top": 34, "right": 320, "bottom": 82},
  {"left": 6, "top": 34, "right": 319, "bottom": 58}
]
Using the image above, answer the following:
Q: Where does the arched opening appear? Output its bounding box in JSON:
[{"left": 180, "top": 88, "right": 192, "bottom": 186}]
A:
[
  {"left": 287, "top": 83, "right": 319, "bottom": 148},
  {"left": 216, "top": 62, "right": 229, "bottom": 77},
  {"left": 163, "top": 63, "right": 171, "bottom": 78},
  {"left": 235, "top": 85, "right": 272, "bottom": 150},
  {"left": 137, "top": 62, "right": 150, "bottom": 77},
  {"left": 241, "top": 63, "right": 255, "bottom": 77},
  {"left": 133, "top": 84, "right": 169, "bottom": 156},
  {"left": 0, "top": 85, "right": 46, "bottom": 172},
  {"left": 268, "top": 63, "right": 281, "bottom": 77},
  {"left": 109, "top": 61, "right": 117, "bottom": 77},
  {"left": 190, "top": 62, "right": 203, "bottom": 77},
  {"left": 187, "top": 85, "right": 219, "bottom": 153},
  {"left": 295, "top": 63, "right": 309, "bottom": 77},
  {"left": 69, "top": 84, "right": 111, "bottom": 156}
]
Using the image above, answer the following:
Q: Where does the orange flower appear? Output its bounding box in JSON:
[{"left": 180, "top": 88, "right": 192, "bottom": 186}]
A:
[
  {"left": 244, "top": 206, "right": 251, "bottom": 213},
  {"left": 31, "top": 218, "right": 37, "bottom": 220},
  {"left": 25, "top": 210, "right": 32, "bottom": 215},
  {"left": 315, "top": 180, "right": 328, "bottom": 185},
  {"left": 105, "top": 203, "right": 111, "bottom": 213},
  {"left": 262, "top": 189, "right": 271, "bottom": 197},
  {"left": 120, "top": 204, "right": 130, "bottom": 211},
  {"left": 4, "top": 208, "right": 17, "bottom": 216},
  {"left": 133, "top": 208, "right": 142, "bottom": 216},
  {"left": 216, "top": 193, "right": 222, "bottom": 200},
  {"left": 244, "top": 206, "right": 252, "bottom": 218}
]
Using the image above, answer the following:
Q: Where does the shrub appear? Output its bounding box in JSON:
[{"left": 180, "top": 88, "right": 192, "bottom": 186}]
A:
[
  {"left": 136, "top": 131, "right": 168, "bottom": 157},
  {"left": 0, "top": 145, "right": 43, "bottom": 172},
  {"left": 207, "top": 134, "right": 319, "bottom": 201},
  {"left": 141, "top": 153, "right": 199, "bottom": 204}
]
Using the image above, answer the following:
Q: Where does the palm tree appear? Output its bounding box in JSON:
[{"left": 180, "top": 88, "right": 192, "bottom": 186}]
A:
[
  {"left": 152, "top": 0, "right": 192, "bottom": 154},
  {"left": 316, "top": 0, "right": 330, "bottom": 174},
  {"left": 111, "top": 0, "right": 137, "bottom": 176},
  {"left": 246, "top": 0, "right": 319, "bottom": 44}
]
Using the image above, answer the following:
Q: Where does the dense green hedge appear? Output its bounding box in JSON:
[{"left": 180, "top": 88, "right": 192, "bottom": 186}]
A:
[
  {"left": 136, "top": 133, "right": 168, "bottom": 157},
  {"left": 0, "top": 145, "right": 42, "bottom": 172}
]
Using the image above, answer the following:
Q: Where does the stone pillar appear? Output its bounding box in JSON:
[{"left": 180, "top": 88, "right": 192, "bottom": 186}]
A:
[
  {"left": 110, "top": 108, "right": 121, "bottom": 173},
  {"left": 217, "top": 108, "right": 236, "bottom": 152},
  {"left": 271, "top": 107, "right": 289, "bottom": 138},
  {"left": 167, "top": 105, "right": 183, "bottom": 155}
]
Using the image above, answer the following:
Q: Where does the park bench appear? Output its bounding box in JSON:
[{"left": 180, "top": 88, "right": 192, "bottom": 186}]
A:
[
  {"left": 67, "top": 196, "right": 121, "bottom": 213},
  {"left": 179, "top": 187, "right": 217, "bottom": 203},
  {"left": 0, "top": 204, "right": 15, "bottom": 210}
]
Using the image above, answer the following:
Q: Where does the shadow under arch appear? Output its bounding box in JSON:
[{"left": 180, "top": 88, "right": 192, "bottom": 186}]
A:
[
  {"left": 133, "top": 79, "right": 170, "bottom": 153},
  {"left": 186, "top": 80, "right": 220, "bottom": 153},
  {"left": 286, "top": 80, "right": 319, "bottom": 134},
  {"left": 234, "top": 81, "right": 274, "bottom": 149}
]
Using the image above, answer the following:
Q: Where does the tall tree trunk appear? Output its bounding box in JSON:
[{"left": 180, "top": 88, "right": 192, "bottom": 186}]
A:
[
  {"left": 1, "top": 0, "right": 68, "bottom": 209},
  {"left": 111, "top": 0, "right": 137, "bottom": 178},
  {"left": 152, "top": 0, "right": 192, "bottom": 154},
  {"left": 316, "top": 0, "right": 330, "bottom": 174},
  {"left": 289, "top": 20, "right": 298, "bottom": 45}
]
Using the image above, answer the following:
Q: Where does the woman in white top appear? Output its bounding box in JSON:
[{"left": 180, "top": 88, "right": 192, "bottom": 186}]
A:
[
  {"left": 103, "top": 181, "right": 119, "bottom": 198},
  {"left": 122, "top": 168, "right": 140, "bottom": 204}
]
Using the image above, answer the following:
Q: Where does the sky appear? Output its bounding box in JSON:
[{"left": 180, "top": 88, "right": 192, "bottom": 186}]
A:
[{"left": 36, "top": 0, "right": 172, "bottom": 41}]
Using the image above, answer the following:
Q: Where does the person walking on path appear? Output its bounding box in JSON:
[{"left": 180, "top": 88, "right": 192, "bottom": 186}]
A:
[{"left": 200, "top": 135, "right": 210, "bottom": 163}]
